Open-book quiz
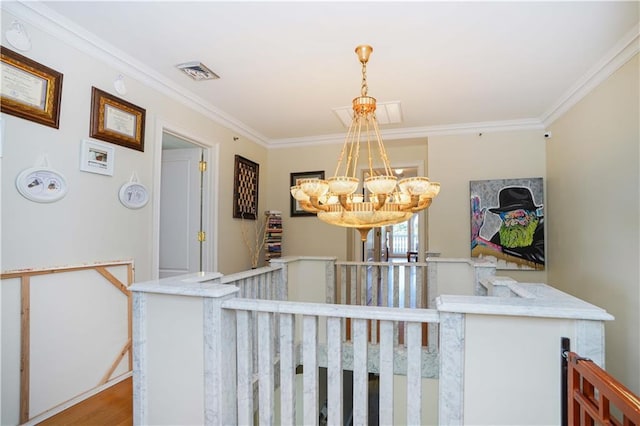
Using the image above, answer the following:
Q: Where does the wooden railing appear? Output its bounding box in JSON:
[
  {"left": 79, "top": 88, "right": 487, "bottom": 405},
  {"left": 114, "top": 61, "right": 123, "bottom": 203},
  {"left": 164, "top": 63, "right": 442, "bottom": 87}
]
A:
[{"left": 566, "top": 351, "right": 640, "bottom": 425}]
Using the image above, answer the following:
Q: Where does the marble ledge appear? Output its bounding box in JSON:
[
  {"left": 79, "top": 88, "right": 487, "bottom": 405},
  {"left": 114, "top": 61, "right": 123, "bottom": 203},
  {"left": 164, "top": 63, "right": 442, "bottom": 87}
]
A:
[
  {"left": 427, "top": 257, "right": 496, "bottom": 268},
  {"left": 131, "top": 272, "right": 239, "bottom": 298},
  {"left": 270, "top": 256, "right": 338, "bottom": 263},
  {"left": 437, "top": 282, "right": 614, "bottom": 321}
]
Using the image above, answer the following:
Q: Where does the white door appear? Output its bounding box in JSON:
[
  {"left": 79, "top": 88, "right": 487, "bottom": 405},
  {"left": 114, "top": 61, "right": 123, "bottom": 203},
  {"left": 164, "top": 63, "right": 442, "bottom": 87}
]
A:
[{"left": 159, "top": 148, "right": 203, "bottom": 278}]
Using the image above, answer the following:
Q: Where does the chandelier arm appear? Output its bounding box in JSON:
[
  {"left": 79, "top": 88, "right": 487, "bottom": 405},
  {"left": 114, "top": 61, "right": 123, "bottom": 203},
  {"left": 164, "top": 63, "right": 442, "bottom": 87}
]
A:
[
  {"left": 338, "top": 194, "right": 352, "bottom": 211},
  {"left": 373, "top": 193, "right": 388, "bottom": 210},
  {"left": 416, "top": 197, "right": 433, "bottom": 211},
  {"left": 309, "top": 196, "right": 329, "bottom": 212},
  {"left": 406, "top": 197, "right": 433, "bottom": 213},
  {"left": 399, "top": 195, "right": 421, "bottom": 212},
  {"left": 299, "top": 200, "right": 320, "bottom": 213}
]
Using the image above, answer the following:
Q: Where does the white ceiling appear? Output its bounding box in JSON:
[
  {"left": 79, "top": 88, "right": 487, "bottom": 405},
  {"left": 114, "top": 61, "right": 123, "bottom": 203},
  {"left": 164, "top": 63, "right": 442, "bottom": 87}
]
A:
[{"left": 17, "top": 1, "right": 640, "bottom": 146}]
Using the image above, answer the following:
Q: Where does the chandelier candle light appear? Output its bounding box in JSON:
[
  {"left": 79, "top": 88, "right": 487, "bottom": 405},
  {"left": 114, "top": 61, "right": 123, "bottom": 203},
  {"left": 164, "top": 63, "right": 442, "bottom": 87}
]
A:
[{"left": 290, "top": 45, "right": 440, "bottom": 241}]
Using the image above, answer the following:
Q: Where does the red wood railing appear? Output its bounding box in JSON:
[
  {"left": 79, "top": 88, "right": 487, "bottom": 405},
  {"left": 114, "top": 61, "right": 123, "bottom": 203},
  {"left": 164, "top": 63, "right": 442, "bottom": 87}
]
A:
[{"left": 567, "top": 351, "right": 640, "bottom": 425}]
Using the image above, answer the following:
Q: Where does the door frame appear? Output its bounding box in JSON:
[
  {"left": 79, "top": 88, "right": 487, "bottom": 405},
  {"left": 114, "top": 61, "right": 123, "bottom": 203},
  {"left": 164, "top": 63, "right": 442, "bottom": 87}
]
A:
[{"left": 152, "top": 119, "right": 219, "bottom": 279}]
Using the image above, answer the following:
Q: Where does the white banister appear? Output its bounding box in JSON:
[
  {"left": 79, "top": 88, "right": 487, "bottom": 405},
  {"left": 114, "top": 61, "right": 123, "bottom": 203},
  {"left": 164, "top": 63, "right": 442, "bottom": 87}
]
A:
[
  {"left": 352, "top": 318, "right": 368, "bottom": 423},
  {"left": 223, "top": 298, "right": 439, "bottom": 425},
  {"left": 327, "top": 317, "right": 343, "bottom": 425},
  {"left": 438, "top": 312, "right": 465, "bottom": 425},
  {"left": 236, "top": 310, "right": 253, "bottom": 425},
  {"left": 129, "top": 258, "right": 613, "bottom": 426},
  {"left": 407, "top": 322, "right": 423, "bottom": 424},
  {"left": 302, "top": 315, "right": 318, "bottom": 423},
  {"left": 279, "top": 313, "right": 296, "bottom": 425},
  {"left": 379, "top": 320, "right": 394, "bottom": 425},
  {"left": 258, "top": 312, "right": 274, "bottom": 425}
]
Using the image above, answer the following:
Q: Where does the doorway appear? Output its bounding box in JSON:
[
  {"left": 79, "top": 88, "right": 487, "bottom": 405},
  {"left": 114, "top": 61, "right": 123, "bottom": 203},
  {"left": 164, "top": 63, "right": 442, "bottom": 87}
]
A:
[
  {"left": 362, "top": 167, "right": 420, "bottom": 262},
  {"left": 158, "top": 131, "right": 210, "bottom": 278}
]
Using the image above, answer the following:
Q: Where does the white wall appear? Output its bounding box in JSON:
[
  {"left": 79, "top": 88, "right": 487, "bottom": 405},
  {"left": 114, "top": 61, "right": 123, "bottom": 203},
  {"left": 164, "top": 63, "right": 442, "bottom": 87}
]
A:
[
  {"left": 547, "top": 54, "right": 640, "bottom": 393},
  {"left": 427, "top": 130, "right": 548, "bottom": 284}
]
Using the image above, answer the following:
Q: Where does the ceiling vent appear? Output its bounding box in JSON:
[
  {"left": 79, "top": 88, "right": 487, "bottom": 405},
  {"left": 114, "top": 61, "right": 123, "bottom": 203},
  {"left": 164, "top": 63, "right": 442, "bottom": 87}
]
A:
[
  {"left": 333, "top": 100, "right": 403, "bottom": 127},
  {"left": 176, "top": 61, "right": 220, "bottom": 81}
]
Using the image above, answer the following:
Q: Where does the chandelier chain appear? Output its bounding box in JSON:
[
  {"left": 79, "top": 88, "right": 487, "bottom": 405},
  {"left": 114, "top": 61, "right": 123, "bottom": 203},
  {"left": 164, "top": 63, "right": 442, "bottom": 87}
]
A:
[{"left": 361, "top": 62, "right": 368, "bottom": 97}]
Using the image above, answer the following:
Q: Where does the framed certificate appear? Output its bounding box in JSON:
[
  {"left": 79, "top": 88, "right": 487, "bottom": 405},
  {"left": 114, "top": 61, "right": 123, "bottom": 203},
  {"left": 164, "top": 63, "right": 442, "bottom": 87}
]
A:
[
  {"left": 0, "top": 46, "right": 63, "bottom": 129},
  {"left": 90, "top": 87, "right": 146, "bottom": 152}
]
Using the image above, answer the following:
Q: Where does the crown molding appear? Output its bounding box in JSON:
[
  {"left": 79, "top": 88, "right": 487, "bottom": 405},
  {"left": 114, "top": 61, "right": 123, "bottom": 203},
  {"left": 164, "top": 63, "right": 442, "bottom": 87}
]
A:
[
  {"left": 4, "top": 1, "right": 271, "bottom": 147},
  {"left": 541, "top": 22, "right": 640, "bottom": 127},
  {"left": 268, "top": 118, "right": 546, "bottom": 148}
]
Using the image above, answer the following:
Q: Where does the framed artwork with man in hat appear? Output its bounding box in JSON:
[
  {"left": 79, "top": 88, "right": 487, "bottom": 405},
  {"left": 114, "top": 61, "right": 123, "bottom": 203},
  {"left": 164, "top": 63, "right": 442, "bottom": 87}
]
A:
[{"left": 470, "top": 177, "right": 544, "bottom": 270}]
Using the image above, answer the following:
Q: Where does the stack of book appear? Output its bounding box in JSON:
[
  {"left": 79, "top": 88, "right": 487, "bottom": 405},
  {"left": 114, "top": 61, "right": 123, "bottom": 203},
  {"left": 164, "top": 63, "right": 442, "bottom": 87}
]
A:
[{"left": 264, "top": 210, "right": 282, "bottom": 264}]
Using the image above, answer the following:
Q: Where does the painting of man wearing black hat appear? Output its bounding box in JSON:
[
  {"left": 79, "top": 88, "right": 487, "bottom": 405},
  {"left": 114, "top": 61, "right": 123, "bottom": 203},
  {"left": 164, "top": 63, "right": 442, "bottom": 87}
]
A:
[{"left": 470, "top": 178, "right": 544, "bottom": 270}]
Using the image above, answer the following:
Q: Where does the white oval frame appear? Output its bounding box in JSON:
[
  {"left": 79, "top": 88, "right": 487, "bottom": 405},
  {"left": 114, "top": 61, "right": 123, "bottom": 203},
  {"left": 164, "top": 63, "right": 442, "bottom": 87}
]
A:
[
  {"left": 16, "top": 167, "right": 68, "bottom": 203},
  {"left": 119, "top": 181, "right": 149, "bottom": 209}
]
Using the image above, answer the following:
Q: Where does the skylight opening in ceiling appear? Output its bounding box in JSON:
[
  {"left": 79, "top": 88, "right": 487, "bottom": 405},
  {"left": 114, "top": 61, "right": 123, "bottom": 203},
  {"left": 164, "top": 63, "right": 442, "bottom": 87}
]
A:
[{"left": 333, "top": 100, "right": 403, "bottom": 127}]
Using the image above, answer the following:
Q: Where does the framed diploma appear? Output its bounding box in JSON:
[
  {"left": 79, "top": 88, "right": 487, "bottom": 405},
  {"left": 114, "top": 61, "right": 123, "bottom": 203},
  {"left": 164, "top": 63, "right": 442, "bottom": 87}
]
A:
[
  {"left": 0, "top": 46, "right": 63, "bottom": 129},
  {"left": 89, "top": 86, "right": 146, "bottom": 152}
]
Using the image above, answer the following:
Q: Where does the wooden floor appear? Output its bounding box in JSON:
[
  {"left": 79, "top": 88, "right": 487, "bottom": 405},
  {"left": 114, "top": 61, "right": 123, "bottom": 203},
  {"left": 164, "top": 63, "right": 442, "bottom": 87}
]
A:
[{"left": 37, "top": 377, "right": 132, "bottom": 426}]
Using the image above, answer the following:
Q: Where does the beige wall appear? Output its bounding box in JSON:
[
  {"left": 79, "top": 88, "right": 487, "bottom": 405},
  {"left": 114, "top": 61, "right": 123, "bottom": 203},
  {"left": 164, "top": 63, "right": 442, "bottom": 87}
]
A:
[
  {"left": 427, "top": 130, "right": 548, "bottom": 283},
  {"left": 217, "top": 139, "right": 269, "bottom": 273},
  {"left": 267, "top": 144, "right": 349, "bottom": 259},
  {"left": 547, "top": 54, "right": 639, "bottom": 393}
]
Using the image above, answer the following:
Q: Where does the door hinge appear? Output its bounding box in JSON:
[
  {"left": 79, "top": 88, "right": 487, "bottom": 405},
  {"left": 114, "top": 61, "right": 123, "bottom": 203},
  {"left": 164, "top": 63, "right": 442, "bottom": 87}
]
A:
[
  {"left": 199, "top": 160, "right": 207, "bottom": 172},
  {"left": 197, "top": 231, "right": 206, "bottom": 242}
]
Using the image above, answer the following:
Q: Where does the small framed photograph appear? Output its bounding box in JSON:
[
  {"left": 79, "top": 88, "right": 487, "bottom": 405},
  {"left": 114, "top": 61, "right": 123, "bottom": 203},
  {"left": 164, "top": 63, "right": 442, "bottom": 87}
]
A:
[
  {"left": 290, "top": 170, "right": 324, "bottom": 217},
  {"left": 233, "top": 155, "right": 259, "bottom": 219},
  {"left": 90, "top": 86, "right": 146, "bottom": 152},
  {"left": 0, "top": 46, "right": 63, "bottom": 129},
  {"left": 80, "top": 139, "right": 115, "bottom": 176}
]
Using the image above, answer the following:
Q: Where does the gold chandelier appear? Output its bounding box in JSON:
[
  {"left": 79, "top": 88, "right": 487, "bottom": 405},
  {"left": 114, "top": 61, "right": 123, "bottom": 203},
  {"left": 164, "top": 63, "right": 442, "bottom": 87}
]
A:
[{"left": 290, "top": 45, "right": 440, "bottom": 241}]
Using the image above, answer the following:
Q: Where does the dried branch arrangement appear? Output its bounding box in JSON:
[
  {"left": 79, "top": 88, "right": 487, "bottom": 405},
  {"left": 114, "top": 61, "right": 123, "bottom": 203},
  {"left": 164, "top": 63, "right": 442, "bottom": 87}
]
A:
[{"left": 240, "top": 213, "right": 266, "bottom": 268}]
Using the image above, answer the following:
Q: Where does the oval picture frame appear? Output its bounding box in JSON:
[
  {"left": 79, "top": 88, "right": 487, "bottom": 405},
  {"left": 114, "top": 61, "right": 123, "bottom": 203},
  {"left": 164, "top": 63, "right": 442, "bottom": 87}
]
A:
[
  {"left": 119, "top": 181, "right": 149, "bottom": 209},
  {"left": 16, "top": 166, "right": 68, "bottom": 203}
]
